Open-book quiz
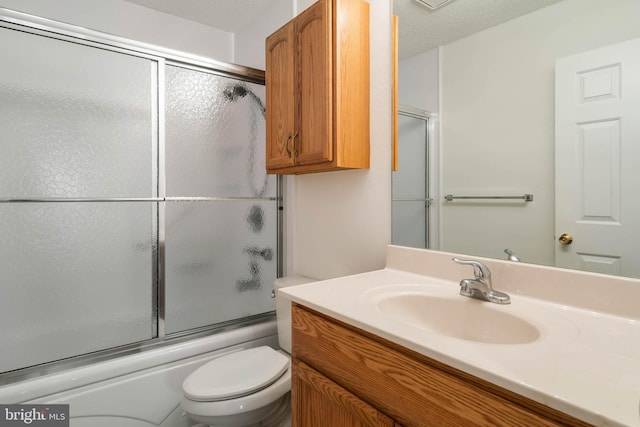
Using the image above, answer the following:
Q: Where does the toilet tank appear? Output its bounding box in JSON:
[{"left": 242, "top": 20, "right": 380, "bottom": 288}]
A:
[{"left": 274, "top": 276, "right": 316, "bottom": 353}]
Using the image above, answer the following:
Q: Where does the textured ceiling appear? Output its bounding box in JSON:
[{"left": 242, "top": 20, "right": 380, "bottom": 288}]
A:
[
  {"left": 394, "top": 0, "right": 564, "bottom": 59},
  {"left": 123, "top": 0, "right": 564, "bottom": 59}
]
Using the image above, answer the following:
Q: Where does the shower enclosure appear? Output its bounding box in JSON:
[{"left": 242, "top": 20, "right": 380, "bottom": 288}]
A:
[
  {"left": 392, "top": 106, "right": 433, "bottom": 249},
  {"left": 0, "top": 11, "right": 280, "bottom": 380}
]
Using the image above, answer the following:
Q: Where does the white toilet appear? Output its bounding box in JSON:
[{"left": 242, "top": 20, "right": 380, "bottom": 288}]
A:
[{"left": 181, "top": 276, "right": 315, "bottom": 427}]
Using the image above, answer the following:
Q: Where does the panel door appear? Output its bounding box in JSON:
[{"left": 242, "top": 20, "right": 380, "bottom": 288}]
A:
[
  {"left": 294, "top": 0, "right": 333, "bottom": 166},
  {"left": 266, "top": 22, "right": 296, "bottom": 170},
  {"left": 555, "top": 37, "right": 640, "bottom": 277}
]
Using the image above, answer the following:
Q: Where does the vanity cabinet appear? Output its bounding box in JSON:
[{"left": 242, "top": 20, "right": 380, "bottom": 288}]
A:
[
  {"left": 265, "top": 0, "right": 370, "bottom": 174},
  {"left": 291, "top": 303, "right": 592, "bottom": 427}
]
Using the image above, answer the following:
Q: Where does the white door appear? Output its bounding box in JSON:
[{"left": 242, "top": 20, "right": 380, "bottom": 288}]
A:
[{"left": 555, "top": 37, "right": 640, "bottom": 277}]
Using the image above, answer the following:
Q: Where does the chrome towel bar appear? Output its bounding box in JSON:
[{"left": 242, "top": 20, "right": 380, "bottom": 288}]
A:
[{"left": 444, "top": 194, "right": 533, "bottom": 202}]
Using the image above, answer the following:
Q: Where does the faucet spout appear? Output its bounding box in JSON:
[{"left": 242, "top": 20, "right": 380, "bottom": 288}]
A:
[
  {"left": 452, "top": 258, "right": 510, "bottom": 304},
  {"left": 504, "top": 248, "right": 520, "bottom": 262}
]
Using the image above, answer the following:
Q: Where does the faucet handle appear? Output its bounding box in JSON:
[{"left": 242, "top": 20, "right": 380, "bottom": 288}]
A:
[{"left": 452, "top": 258, "right": 491, "bottom": 282}]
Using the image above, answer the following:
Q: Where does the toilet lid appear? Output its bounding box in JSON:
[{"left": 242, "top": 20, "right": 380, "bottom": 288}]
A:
[{"left": 183, "top": 346, "right": 289, "bottom": 402}]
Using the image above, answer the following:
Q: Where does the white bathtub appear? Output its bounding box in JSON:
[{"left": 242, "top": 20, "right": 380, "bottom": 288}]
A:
[{"left": 0, "top": 320, "right": 278, "bottom": 427}]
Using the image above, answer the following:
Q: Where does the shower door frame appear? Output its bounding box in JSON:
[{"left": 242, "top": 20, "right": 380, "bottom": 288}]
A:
[
  {"left": 0, "top": 8, "right": 283, "bottom": 384},
  {"left": 393, "top": 105, "right": 440, "bottom": 250}
]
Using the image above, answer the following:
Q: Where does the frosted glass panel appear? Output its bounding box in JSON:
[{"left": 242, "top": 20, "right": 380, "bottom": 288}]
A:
[
  {"left": 165, "top": 66, "right": 274, "bottom": 198},
  {"left": 0, "top": 27, "right": 156, "bottom": 198},
  {"left": 393, "top": 116, "right": 427, "bottom": 199},
  {"left": 392, "top": 201, "right": 427, "bottom": 249},
  {"left": 0, "top": 203, "right": 155, "bottom": 372},
  {"left": 164, "top": 67, "right": 277, "bottom": 334},
  {"left": 165, "top": 201, "right": 277, "bottom": 334},
  {"left": 392, "top": 115, "right": 429, "bottom": 249}
]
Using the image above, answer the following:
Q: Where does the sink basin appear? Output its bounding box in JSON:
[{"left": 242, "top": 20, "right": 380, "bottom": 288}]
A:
[{"left": 375, "top": 292, "right": 540, "bottom": 345}]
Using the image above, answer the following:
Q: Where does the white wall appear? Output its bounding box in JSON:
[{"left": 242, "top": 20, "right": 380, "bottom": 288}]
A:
[
  {"left": 398, "top": 48, "right": 439, "bottom": 113},
  {"left": 439, "top": 0, "right": 640, "bottom": 265},
  {"left": 0, "top": 0, "right": 233, "bottom": 61}
]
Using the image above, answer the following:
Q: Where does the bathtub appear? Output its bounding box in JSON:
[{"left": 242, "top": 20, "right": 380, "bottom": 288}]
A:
[{"left": 0, "top": 319, "right": 278, "bottom": 427}]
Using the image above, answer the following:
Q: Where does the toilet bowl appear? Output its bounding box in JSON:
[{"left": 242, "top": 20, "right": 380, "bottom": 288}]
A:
[{"left": 181, "top": 276, "right": 315, "bottom": 427}]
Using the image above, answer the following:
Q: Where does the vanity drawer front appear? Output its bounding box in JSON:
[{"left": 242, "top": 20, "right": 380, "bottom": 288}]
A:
[
  {"left": 292, "top": 358, "right": 396, "bottom": 427},
  {"left": 292, "top": 303, "right": 590, "bottom": 427}
]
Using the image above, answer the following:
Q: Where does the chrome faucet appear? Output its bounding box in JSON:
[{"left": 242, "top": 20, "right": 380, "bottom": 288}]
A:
[
  {"left": 504, "top": 248, "right": 520, "bottom": 262},
  {"left": 452, "top": 258, "right": 511, "bottom": 304}
]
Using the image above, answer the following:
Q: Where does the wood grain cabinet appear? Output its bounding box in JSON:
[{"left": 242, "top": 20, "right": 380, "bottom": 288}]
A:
[
  {"left": 291, "top": 303, "right": 592, "bottom": 427},
  {"left": 265, "top": 0, "right": 370, "bottom": 175},
  {"left": 292, "top": 358, "right": 396, "bottom": 427}
]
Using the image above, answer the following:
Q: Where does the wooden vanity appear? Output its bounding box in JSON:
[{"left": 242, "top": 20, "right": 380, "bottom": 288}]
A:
[
  {"left": 291, "top": 303, "right": 590, "bottom": 426},
  {"left": 281, "top": 246, "right": 640, "bottom": 426}
]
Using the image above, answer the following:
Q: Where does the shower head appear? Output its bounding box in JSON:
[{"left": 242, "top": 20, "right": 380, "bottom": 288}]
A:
[
  {"left": 222, "top": 83, "right": 266, "bottom": 118},
  {"left": 223, "top": 84, "right": 248, "bottom": 102}
]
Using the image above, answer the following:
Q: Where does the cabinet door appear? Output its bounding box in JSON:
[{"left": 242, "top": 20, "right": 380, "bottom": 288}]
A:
[
  {"left": 294, "top": 0, "right": 333, "bottom": 166},
  {"left": 266, "top": 22, "right": 295, "bottom": 169},
  {"left": 292, "top": 358, "right": 395, "bottom": 427}
]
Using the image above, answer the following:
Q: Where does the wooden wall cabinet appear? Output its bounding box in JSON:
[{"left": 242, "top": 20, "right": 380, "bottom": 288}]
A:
[
  {"left": 265, "top": 0, "right": 370, "bottom": 175},
  {"left": 291, "top": 303, "right": 592, "bottom": 427}
]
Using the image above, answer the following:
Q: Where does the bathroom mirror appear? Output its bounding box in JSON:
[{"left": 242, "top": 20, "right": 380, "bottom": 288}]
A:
[{"left": 393, "top": 0, "right": 640, "bottom": 279}]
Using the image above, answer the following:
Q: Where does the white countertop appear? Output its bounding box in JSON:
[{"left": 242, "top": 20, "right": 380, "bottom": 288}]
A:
[{"left": 280, "top": 246, "right": 640, "bottom": 427}]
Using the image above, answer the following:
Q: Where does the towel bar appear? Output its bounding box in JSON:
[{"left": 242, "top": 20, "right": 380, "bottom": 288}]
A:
[{"left": 444, "top": 194, "right": 533, "bottom": 202}]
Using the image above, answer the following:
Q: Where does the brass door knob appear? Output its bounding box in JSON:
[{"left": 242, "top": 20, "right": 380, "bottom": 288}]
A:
[{"left": 558, "top": 233, "right": 573, "bottom": 245}]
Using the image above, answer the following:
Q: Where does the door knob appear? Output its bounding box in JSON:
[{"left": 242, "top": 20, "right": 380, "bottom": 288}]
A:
[{"left": 558, "top": 233, "right": 573, "bottom": 245}]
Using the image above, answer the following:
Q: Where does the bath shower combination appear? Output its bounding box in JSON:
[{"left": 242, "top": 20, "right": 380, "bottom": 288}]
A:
[
  {"left": 0, "top": 15, "right": 279, "bottom": 381},
  {"left": 0, "top": 6, "right": 285, "bottom": 427}
]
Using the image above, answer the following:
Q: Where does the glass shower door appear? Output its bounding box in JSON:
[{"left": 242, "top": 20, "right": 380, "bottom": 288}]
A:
[
  {"left": 0, "top": 26, "right": 157, "bottom": 373},
  {"left": 392, "top": 109, "right": 430, "bottom": 249},
  {"left": 0, "top": 18, "right": 279, "bottom": 376},
  {"left": 164, "top": 65, "right": 276, "bottom": 334}
]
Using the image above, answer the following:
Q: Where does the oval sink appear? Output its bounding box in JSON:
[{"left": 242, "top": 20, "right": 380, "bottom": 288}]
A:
[{"left": 376, "top": 294, "right": 540, "bottom": 345}]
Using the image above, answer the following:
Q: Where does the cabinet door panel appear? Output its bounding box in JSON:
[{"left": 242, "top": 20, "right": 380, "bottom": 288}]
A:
[
  {"left": 295, "top": 0, "right": 333, "bottom": 165},
  {"left": 292, "top": 358, "right": 395, "bottom": 427},
  {"left": 266, "top": 22, "right": 295, "bottom": 169}
]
